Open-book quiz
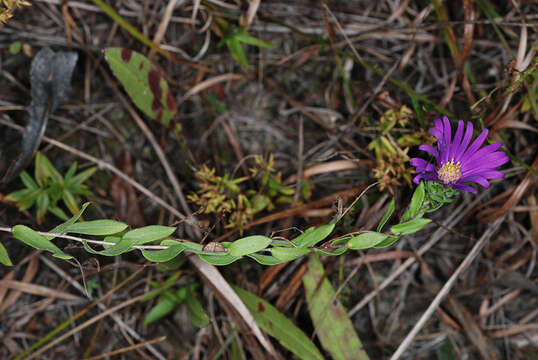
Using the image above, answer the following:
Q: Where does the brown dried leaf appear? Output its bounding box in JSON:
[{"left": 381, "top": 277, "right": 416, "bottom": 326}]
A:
[
  {"left": 109, "top": 151, "right": 146, "bottom": 228},
  {"left": 461, "top": 0, "right": 475, "bottom": 66}
]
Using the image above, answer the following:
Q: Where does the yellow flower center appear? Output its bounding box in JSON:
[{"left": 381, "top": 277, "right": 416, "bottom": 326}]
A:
[{"left": 438, "top": 159, "right": 462, "bottom": 184}]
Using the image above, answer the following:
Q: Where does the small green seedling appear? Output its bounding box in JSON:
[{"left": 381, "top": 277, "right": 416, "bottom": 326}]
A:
[{"left": 6, "top": 152, "right": 96, "bottom": 224}]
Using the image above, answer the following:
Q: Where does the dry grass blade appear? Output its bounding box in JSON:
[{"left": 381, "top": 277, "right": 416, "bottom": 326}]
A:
[
  {"left": 85, "top": 336, "right": 167, "bottom": 360},
  {"left": 461, "top": 0, "right": 475, "bottom": 66},
  {"left": 0, "top": 255, "right": 38, "bottom": 313},
  {"left": 148, "top": 0, "right": 181, "bottom": 59},
  {"left": 244, "top": 0, "right": 260, "bottom": 31},
  {"left": 283, "top": 159, "right": 365, "bottom": 185},
  {"left": 528, "top": 192, "right": 538, "bottom": 244},
  {"left": 181, "top": 73, "right": 244, "bottom": 102},
  {"left": 0, "top": 279, "right": 85, "bottom": 301},
  {"left": 514, "top": 20, "right": 527, "bottom": 72},
  {"left": 488, "top": 323, "right": 538, "bottom": 338}
]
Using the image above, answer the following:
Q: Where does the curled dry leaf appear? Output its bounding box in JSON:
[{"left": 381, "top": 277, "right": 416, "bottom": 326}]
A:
[{"left": 2, "top": 47, "right": 77, "bottom": 184}]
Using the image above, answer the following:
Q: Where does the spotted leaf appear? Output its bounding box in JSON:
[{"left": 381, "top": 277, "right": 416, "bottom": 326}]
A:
[{"left": 105, "top": 48, "right": 178, "bottom": 126}]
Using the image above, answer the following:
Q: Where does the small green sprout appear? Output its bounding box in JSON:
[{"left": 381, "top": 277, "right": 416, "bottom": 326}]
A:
[{"left": 6, "top": 152, "right": 96, "bottom": 224}]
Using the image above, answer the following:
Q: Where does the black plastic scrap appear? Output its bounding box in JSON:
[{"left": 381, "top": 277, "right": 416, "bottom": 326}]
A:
[{"left": 1, "top": 47, "right": 78, "bottom": 184}]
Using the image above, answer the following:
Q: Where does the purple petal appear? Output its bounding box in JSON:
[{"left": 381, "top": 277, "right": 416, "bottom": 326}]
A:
[
  {"left": 449, "top": 120, "right": 464, "bottom": 160},
  {"left": 418, "top": 144, "right": 439, "bottom": 158},
  {"left": 454, "top": 121, "right": 474, "bottom": 161},
  {"left": 461, "top": 153, "right": 510, "bottom": 176},
  {"left": 434, "top": 118, "right": 443, "bottom": 133},
  {"left": 411, "top": 158, "right": 435, "bottom": 172},
  {"left": 413, "top": 173, "right": 437, "bottom": 184},
  {"left": 442, "top": 116, "right": 452, "bottom": 163},
  {"left": 460, "top": 128, "right": 489, "bottom": 163},
  {"left": 429, "top": 118, "right": 445, "bottom": 152},
  {"left": 461, "top": 142, "right": 503, "bottom": 170},
  {"left": 475, "top": 170, "right": 505, "bottom": 179},
  {"left": 452, "top": 183, "right": 477, "bottom": 193},
  {"left": 459, "top": 175, "right": 490, "bottom": 188}
]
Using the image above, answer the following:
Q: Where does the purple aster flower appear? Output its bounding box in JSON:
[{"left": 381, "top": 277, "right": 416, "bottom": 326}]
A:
[{"left": 411, "top": 116, "right": 509, "bottom": 193}]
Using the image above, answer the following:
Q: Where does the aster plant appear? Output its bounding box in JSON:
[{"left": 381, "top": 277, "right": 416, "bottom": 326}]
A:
[
  {"left": 411, "top": 116, "right": 509, "bottom": 193},
  {"left": 1, "top": 117, "right": 511, "bottom": 268}
]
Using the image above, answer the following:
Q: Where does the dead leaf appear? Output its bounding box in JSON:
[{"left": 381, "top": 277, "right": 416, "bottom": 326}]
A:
[
  {"left": 109, "top": 150, "right": 146, "bottom": 228},
  {"left": 1, "top": 47, "right": 78, "bottom": 184}
]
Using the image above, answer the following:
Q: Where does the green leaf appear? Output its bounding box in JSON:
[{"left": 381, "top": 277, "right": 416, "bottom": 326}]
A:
[
  {"left": 293, "top": 224, "right": 335, "bottom": 248},
  {"left": 141, "top": 239, "right": 185, "bottom": 263},
  {"left": 61, "top": 189, "right": 80, "bottom": 216},
  {"left": 64, "top": 162, "right": 77, "bottom": 182},
  {"left": 67, "top": 220, "right": 128, "bottom": 236},
  {"left": 234, "top": 32, "right": 274, "bottom": 48},
  {"left": 0, "top": 242, "right": 13, "bottom": 266},
  {"left": 8, "top": 188, "right": 41, "bottom": 210},
  {"left": 35, "top": 191, "right": 49, "bottom": 224},
  {"left": 225, "top": 37, "right": 248, "bottom": 67},
  {"left": 35, "top": 152, "right": 63, "bottom": 185},
  {"left": 348, "top": 232, "right": 388, "bottom": 250},
  {"left": 410, "top": 95, "right": 426, "bottom": 127},
  {"left": 234, "top": 286, "right": 324, "bottom": 360},
  {"left": 144, "top": 290, "right": 183, "bottom": 325},
  {"left": 143, "top": 285, "right": 194, "bottom": 325},
  {"left": 9, "top": 41, "right": 21, "bottom": 55},
  {"left": 402, "top": 181, "right": 425, "bottom": 221},
  {"left": 271, "top": 247, "right": 310, "bottom": 261},
  {"left": 47, "top": 206, "right": 69, "bottom": 221},
  {"left": 228, "top": 235, "right": 272, "bottom": 257},
  {"left": 303, "top": 255, "right": 369, "bottom": 360},
  {"left": 185, "top": 289, "right": 210, "bottom": 328},
  {"left": 5, "top": 188, "right": 34, "bottom": 203},
  {"left": 199, "top": 254, "right": 241, "bottom": 265},
  {"left": 123, "top": 225, "right": 176, "bottom": 245},
  {"left": 178, "top": 241, "right": 204, "bottom": 253},
  {"left": 270, "top": 239, "right": 294, "bottom": 248},
  {"left": 20, "top": 171, "right": 39, "bottom": 190},
  {"left": 373, "top": 236, "right": 400, "bottom": 248},
  {"left": 12, "top": 225, "right": 72, "bottom": 260},
  {"left": 247, "top": 253, "right": 286, "bottom": 265},
  {"left": 314, "top": 247, "right": 348, "bottom": 257},
  {"left": 251, "top": 194, "right": 270, "bottom": 213},
  {"left": 67, "top": 166, "right": 96, "bottom": 186},
  {"left": 391, "top": 218, "right": 432, "bottom": 235},
  {"left": 105, "top": 48, "right": 178, "bottom": 126},
  {"left": 82, "top": 236, "right": 135, "bottom": 256},
  {"left": 377, "top": 198, "right": 395, "bottom": 232}
]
